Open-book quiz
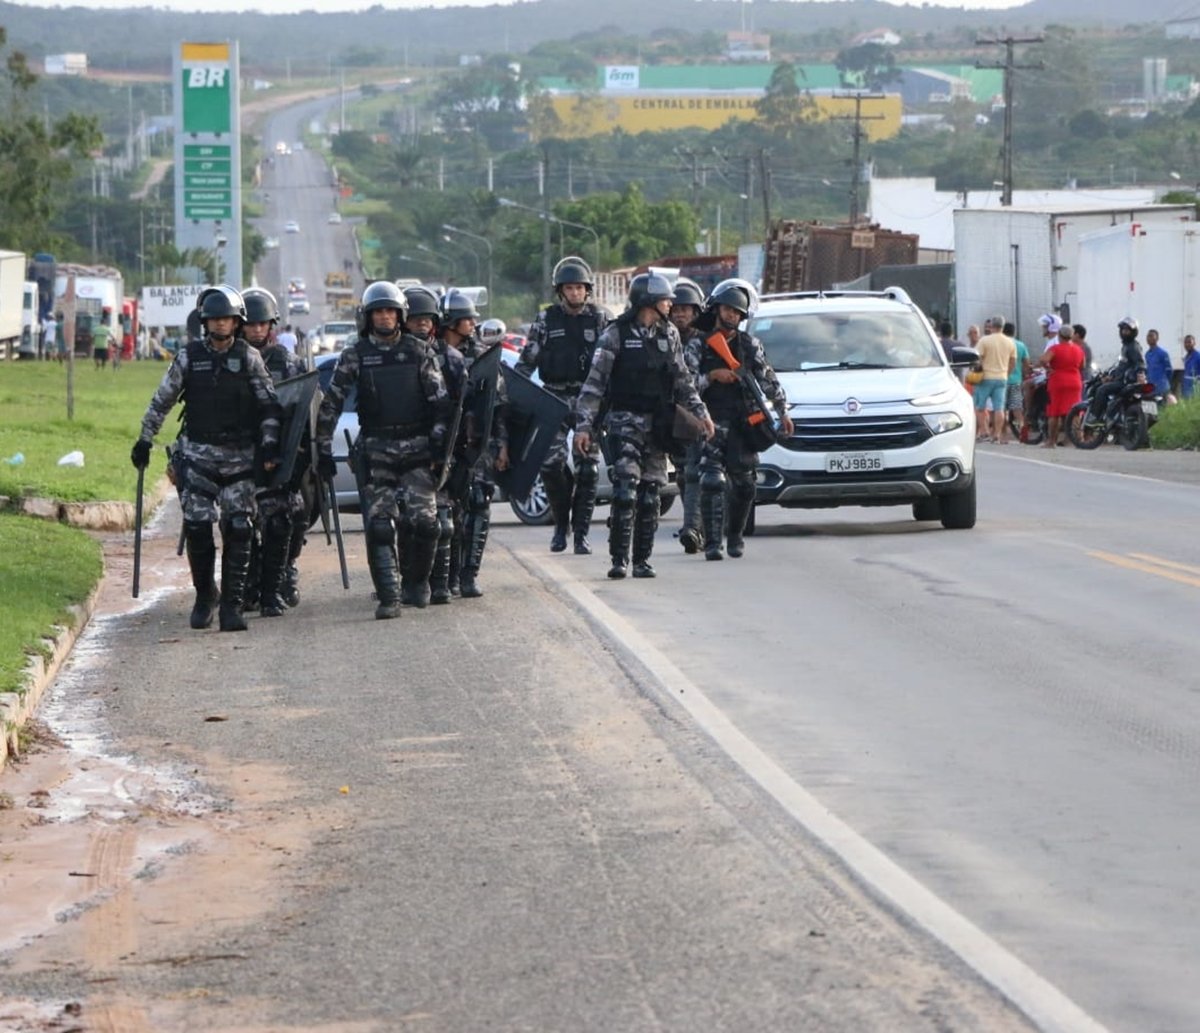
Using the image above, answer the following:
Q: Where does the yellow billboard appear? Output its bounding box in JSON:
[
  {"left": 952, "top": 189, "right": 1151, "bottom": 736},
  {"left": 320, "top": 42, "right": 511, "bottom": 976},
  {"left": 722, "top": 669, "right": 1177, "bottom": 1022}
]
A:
[{"left": 541, "top": 92, "right": 901, "bottom": 141}]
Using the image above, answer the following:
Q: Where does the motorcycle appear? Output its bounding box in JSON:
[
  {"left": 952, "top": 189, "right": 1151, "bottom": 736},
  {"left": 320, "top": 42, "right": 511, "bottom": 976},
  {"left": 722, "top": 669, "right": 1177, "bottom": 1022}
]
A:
[
  {"left": 1017, "top": 376, "right": 1049, "bottom": 445},
  {"left": 1065, "top": 368, "right": 1161, "bottom": 451}
]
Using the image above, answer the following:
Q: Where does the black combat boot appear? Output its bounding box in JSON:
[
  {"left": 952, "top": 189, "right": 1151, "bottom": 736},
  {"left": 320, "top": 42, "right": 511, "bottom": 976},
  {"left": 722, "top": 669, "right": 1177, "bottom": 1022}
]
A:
[
  {"left": 184, "top": 521, "right": 219, "bottom": 630},
  {"left": 258, "top": 515, "right": 292, "bottom": 618},
  {"left": 218, "top": 518, "right": 254, "bottom": 632},
  {"left": 448, "top": 527, "right": 463, "bottom": 596},
  {"left": 401, "top": 533, "right": 436, "bottom": 608},
  {"left": 725, "top": 487, "right": 754, "bottom": 559},
  {"left": 282, "top": 522, "right": 305, "bottom": 607},
  {"left": 608, "top": 498, "right": 633, "bottom": 579},
  {"left": 459, "top": 506, "right": 491, "bottom": 599},
  {"left": 701, "top": 488, "right": 725, "bottom": 561},
  {"left": 632, "top": 483, "right": 659, "bottom": 579},
  {"left": 368, "top": 544, "right": 401, "bottom": 620},
  {"left": 571, "top": 460, "right": 599, "bottom": 555},
  {"left": 543, "top": 465, "right": 573, "bottom": 553},
  {"left": 243, "top": 535, "right": 261, "bottom": 612}
]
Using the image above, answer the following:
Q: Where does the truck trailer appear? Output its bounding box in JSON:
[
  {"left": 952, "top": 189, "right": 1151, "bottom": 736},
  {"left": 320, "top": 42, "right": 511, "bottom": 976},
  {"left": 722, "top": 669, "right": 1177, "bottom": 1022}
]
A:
[
  {"left": 953, "top": 204, "right": 1195, "bottom": 349},
  {"left": 0, "top": 249, "right": 27, "bottom": 359}
]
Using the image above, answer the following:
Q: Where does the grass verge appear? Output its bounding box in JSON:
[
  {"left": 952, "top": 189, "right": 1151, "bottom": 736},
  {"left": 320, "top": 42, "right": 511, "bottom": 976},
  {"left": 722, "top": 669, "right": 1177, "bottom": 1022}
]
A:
[
  {"left": 1149, "top": 396, "right": 1200, "bottom": 449},
  {"left": 0, "top": 512, "right": 102, "bottom": 694},
  {"left": 0, "top": 361, "right": 168, "bottom": 503}
]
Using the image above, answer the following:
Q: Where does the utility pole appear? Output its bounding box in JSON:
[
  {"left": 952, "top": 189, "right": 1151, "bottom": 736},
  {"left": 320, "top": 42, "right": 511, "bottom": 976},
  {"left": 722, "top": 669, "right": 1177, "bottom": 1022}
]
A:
[
  {"left": 830, "top": 93, "right": 886, "bottom": 224},
  {"left": 743, "top": 154, "right": 753, "bottom": 239},
  {"left": 757, "top": 149, "right": 772, "bottom": 235},
  {"left": 976, "top": 35, "right": 1043, "bottom": 207}
]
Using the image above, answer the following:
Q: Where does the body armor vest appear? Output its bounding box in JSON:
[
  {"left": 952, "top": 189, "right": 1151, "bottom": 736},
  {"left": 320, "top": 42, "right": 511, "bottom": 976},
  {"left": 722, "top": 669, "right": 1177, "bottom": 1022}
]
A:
[
  {"left": 538, "top": 305, "right": 601, "bottom": 387},
  {"left": 356, "top": 337, "right": 431, "bottom": 435},
  {"left": 608, "top": 319, "right": 673, "bottom": 414},
  {"left": 183, "top": 339, "right": 257, "bottom": 445},
  {"left": 699, "top": 331, "right": 750, "bottom": 420}
]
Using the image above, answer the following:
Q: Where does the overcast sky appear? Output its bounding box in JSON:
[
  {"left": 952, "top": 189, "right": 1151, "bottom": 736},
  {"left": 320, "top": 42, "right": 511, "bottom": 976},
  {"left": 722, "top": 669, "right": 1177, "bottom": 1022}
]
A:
[{"left": 16, "top": 0, "right": 1030, "bottom": 14}]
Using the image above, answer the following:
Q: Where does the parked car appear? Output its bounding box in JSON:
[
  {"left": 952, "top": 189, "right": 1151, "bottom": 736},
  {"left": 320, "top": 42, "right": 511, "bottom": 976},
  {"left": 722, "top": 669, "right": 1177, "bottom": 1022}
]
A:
[{"left": 746, "top": 287, "right": 978, "bottom": 531}]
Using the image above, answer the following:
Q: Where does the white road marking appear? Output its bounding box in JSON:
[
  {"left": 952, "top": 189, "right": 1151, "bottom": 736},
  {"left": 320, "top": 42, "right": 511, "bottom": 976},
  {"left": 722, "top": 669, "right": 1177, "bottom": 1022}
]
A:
[{"left": 518, "top": 549, "right": 1109, "bottom": 1033}]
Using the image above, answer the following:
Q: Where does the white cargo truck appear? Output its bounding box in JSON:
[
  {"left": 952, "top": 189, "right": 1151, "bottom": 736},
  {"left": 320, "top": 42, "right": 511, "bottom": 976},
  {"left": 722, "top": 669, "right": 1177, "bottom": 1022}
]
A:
[
  {"left": 0, "top": 249, "right": 27, "bottom": 358},
  {"left": 1076, "top": 220, "right": 1200, "bottom": 369},
  {"left": 953, "top": 204, "right": 1195, "bottom": 349}
]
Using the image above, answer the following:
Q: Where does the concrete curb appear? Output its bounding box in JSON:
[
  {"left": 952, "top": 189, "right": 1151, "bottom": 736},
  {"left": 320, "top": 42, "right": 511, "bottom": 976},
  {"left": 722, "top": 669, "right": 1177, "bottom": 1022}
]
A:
[
  {"left": 0, "top": 579, "right": 101, "bottom": 774},
  {"left": 0, "top": 476, "right": 172, "bottom": 775}
]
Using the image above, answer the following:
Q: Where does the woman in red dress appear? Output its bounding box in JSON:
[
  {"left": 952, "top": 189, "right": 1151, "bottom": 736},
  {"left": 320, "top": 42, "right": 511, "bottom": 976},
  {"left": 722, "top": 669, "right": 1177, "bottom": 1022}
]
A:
[{"left": 1039, "top": 324, "right": 1085, "bottom": 447}]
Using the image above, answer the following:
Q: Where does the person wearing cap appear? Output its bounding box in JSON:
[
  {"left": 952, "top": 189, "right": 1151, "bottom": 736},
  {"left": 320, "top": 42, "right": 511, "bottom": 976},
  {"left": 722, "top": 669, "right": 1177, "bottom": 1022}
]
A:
[
  {"left": 574, "top": 273, "right": 714, "bottom": 580},
  {"left": 974, "top": 316, "right": 1016, "bottom": 443}
]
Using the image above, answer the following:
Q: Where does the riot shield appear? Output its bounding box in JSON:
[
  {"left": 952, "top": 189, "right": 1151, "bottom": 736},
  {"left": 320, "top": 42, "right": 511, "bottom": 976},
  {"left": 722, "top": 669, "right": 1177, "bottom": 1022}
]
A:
[
  {"left": 466, "top": 343, "right": 503, "bottom": 467},
  {"left": 496, "top": 366, "right": 571, "bottom": 501},
  {"left": 269, "top": 370, "right": 321, "bottom": 490}
]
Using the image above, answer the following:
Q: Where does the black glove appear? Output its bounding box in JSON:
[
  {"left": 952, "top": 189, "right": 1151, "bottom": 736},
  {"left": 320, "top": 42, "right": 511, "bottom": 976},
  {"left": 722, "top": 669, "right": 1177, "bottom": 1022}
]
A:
[
  {"left": 130, "top": 439, "right": 152, "bottom": 470},
  {"left": 317, "top": 453, "right": 337, "bottom": 480}
]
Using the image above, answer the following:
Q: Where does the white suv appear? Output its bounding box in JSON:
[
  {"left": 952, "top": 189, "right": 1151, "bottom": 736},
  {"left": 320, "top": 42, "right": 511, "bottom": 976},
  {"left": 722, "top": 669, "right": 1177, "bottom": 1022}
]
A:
[{"left": 748, "top": 288, "right": 978, "bottom": 529}]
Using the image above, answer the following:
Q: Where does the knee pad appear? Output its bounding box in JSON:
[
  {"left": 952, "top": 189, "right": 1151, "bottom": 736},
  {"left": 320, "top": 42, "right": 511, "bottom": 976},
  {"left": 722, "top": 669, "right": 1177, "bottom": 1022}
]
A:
[
  {"left": 574, "top": 459, "right": 599, "bottom": 490},
  {"left": 408, "top": 512, "right": 441, "bottom": 541},
  {"left": 729, "top": 473, "right": 756, "bottom": 503},
  {"left": 611, "top": 478, "right": 636, "bottom": 512},
  {"left": 635, "top": 482, "right": 660, "bottom": 516},
  {"left": 699, "top": 468, "right": 727, "bottom": 494},
  {"left": 221, "top": 514, "right": 254, "bottom": 543},
  {"left": 366, "top": 517, "right": 395, "bottom": 547},
  {"left": 265, "top": 510, "right": 292, "bottom": 539},
  {"left": 469, "top": 481, "right": 494, "bottom": 513}
]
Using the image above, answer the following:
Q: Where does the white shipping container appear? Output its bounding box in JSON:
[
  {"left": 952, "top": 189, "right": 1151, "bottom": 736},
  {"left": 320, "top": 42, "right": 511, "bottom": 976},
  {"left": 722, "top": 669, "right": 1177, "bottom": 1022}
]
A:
[
  {"left": 0, "top": 249, "right": 27, "bottom": 352},
  {"left": 953, "top": 204, "right": 1195, "bottom": 348},
  {"left": 1076, "top": 221, "right": 1200, "bottom": 370}
]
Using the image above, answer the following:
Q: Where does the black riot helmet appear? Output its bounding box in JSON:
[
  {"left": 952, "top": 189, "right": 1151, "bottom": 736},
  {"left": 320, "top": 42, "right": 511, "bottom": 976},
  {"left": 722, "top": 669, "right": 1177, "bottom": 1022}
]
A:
[
  {"left": 440, "top": 288, "right": 479, "bottom": 326},
  {"left": 705, "top": 278, "right": 759, "bottom": 318},
  {"left": 357, "top": 280, "right": 408, "bottom": 335},
  {"left": 404, "top": 285, "right": 442, "bottom": 322},
  {"left": 197, "top": 284, "right": 247, "bottom": 325},
  {"left": 242, "top": 287, "right": 280, "bottom": 325},
  {"left": 552, "top": 255, "right": 593, "bottom": 293},
  {"left": 627, "top": 272, "right": 673, "bottom": 311},
  {"left": 671, "top": 277, "right": 705, "bottom": 310}
]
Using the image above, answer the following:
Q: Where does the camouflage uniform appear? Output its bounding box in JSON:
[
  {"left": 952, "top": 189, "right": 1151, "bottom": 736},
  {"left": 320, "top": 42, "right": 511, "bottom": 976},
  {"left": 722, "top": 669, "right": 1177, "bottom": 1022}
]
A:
[
  {"left": 516, "top": 301, "right": 607, "bottom": 552},
  {"left": 316, "top": 330, "right": 449, "bottom": 615},
  {"left": 685, "top": 326, "right": 788, "bottom": 560},
  {"left": 137, "top": 337, "right": 281, "bottom": 629},
  {"left": 429, "top": 337, "right": 467, "bottom": 605},
  {"left": 575, "top": 314, "right": 709, "bottom": 578},
  {"left": 253, "top": 341, "right": 311, "bottom": 613},
  {"left": 455, "top": 337, "right": 510, "bottom": 598}
]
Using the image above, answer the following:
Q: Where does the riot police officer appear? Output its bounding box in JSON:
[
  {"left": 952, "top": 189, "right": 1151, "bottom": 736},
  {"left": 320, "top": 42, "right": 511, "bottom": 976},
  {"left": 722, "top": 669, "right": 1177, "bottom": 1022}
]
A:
[
  {"left": 131, "top": 285, "right": 282, "bottom": 632},
  {"left": 242, "top": 287, "right": 309, "bottom": 616},
  {"left": 575, "top": 273, "right": 714, "bottom": 579},
  {"left": 316, "top": 282, "right": 450, "bottom": 620},
  {"left": 686, "top": 279, "right": 792, "bottom": 561},
  {"left": 669, "top": 277, "right": 706, "bottom": 554},
  {"left": 444, "top": 295, "right": 510, "bottom": 598},
  {"left": 516, "top": 256, "right": 608, "bottom": 555}
]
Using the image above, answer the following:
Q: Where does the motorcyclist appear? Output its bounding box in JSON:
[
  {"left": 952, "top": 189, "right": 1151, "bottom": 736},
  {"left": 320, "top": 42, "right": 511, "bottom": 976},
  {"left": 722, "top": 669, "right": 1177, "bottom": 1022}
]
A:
[{"left": 1088, "top": 316, "right": 1146, "bottom": 425}]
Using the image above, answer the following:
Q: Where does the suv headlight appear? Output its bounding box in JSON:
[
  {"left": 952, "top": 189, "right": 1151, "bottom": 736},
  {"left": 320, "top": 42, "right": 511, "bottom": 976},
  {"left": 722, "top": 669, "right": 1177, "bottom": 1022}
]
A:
[{"left": 921, "top": 412, "right": 963, "bottom": 434}]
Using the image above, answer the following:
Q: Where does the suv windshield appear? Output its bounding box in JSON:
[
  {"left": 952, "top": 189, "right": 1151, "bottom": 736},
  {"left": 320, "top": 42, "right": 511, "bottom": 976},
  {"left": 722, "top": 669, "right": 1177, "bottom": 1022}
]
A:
[{"left": 750, "top": 309, "right": 942, "bottom": 372}]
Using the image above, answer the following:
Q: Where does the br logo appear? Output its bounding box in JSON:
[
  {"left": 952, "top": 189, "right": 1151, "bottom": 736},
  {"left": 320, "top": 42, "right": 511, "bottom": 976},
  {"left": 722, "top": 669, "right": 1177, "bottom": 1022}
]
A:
[{"left": 187, "top": 68, "right": 227, "bottom": 88}]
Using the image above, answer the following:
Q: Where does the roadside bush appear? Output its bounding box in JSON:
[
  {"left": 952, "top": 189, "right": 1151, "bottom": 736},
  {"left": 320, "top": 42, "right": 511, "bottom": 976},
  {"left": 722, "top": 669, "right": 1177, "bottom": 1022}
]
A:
[{"left": 1148, "top": 395, "right": 1200, "bottom": 450}]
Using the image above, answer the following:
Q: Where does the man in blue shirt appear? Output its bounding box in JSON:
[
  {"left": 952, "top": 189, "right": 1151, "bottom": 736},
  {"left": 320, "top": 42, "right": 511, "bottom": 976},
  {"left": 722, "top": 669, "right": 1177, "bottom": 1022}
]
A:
[
  {"left": 1144, "top": 328, "right": 1173, "bottom": 398},
  {"left": 1182, "top": 334, "right": 1200, "bottom": 399}
]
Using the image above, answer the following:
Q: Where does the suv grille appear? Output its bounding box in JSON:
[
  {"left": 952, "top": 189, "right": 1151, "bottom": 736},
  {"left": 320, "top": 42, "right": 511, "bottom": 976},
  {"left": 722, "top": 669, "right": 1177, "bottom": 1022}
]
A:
[{"left": 781, "top": 415, "right": 932, "bottom": 452}]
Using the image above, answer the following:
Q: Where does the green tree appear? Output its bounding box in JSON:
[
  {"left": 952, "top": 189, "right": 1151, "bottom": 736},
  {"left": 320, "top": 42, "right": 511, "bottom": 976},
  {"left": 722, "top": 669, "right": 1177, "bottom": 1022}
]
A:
[
  {"left": 0, "top": 26, "right": 101, "bottom": 252},
  {"left": 755, "top": 62, "right": 815, "bottom": 138},
  {"left": 835, "top": 43, "right": 902, "bottom": 92}
]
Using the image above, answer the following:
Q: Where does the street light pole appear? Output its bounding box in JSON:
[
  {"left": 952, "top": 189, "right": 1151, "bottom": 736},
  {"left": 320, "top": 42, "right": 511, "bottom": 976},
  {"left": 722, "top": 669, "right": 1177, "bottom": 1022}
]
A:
[
  {"left": 441, "top": 235, "right": 480, "bottom": 284},
  {"left": 498, "top": 196, "right": 602, "bottom": 290},
  {"left": 442, "top": 223, "right": 494, "bottom": 304}
]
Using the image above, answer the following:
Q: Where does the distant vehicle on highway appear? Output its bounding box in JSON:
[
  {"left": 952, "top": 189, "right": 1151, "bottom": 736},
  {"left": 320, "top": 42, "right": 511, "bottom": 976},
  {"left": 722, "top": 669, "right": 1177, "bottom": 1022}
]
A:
[
  {"left": 285, "top": 220, "right": 300, "bottom": 234},
  {"left": 313, "top": 320, "right": 356, "bottom": 354},
  {"left": 327, "top": 211, "right": 343, "bottom": 224},
  {"left": 287, "top": 277, "right": 306, "bottom": 295},
  {"left": 264, "top": 236, "right": 280, "bottom": 250},
  {"left": 287, "top": 293, "right": 310, "bottom": 315}
]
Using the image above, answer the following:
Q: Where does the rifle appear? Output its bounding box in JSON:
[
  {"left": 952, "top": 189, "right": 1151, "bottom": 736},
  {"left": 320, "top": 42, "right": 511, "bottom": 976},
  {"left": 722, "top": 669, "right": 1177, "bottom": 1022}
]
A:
[
  {"left": 132, "top": 465, "right": 145, "bottom": 598},
  {"left": 705, "top": 332, "right": 780, "bottom": 450}
]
